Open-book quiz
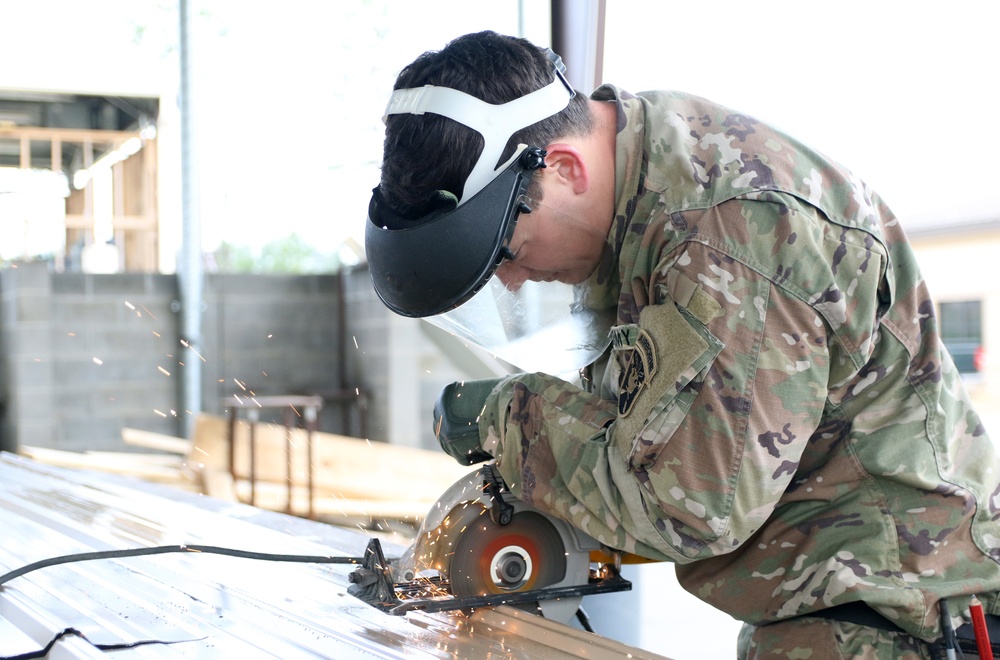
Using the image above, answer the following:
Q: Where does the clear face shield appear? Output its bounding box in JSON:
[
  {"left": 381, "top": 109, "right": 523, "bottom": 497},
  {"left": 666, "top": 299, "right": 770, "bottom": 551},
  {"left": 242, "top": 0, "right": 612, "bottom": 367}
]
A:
[
  {"left": 367, "top": 49, "right": 613, "bottom": 374},
  {"left": 426, "top": 274, "right": 614, "bottom": 375},
  {"left": 424, "top": 192, "right": 614, "bottom": 374}
]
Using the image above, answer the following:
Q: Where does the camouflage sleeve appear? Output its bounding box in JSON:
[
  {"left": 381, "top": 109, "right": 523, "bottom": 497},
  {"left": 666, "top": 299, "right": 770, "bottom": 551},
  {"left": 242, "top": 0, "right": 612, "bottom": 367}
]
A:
[{"left": 487, "top": 212, "right": 832, "bottom": 563}]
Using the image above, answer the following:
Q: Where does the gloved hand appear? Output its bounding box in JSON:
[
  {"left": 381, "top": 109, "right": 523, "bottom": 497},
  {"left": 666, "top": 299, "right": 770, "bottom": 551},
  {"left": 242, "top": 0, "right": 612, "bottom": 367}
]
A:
[{"left": 433, "top": 378, "right": 505, "bottom": 465}]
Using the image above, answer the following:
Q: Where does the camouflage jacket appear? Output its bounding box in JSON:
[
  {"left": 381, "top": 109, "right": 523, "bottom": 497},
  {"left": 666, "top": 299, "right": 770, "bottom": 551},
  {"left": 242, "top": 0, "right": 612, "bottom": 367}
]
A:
[{"left": 485, "top": 84, "right": 1000, "bottom": 640}]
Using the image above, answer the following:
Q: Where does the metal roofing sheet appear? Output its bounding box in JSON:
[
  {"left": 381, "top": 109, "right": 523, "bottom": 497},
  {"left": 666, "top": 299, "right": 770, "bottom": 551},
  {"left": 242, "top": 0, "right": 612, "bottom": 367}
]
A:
[{"left": 0, "top": 453, "right": 668, "bottom": 659}]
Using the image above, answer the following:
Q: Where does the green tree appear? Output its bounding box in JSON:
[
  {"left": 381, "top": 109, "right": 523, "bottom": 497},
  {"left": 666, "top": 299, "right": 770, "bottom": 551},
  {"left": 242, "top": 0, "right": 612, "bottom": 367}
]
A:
[{"left": 212, "top": 234, "right": 339, "bottom": 273}]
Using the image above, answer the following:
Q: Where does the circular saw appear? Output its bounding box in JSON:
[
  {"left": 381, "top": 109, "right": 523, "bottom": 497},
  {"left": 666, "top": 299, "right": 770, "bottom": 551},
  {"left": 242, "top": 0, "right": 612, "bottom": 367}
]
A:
[{"left": 349, "top": 465, "right": 633, "bottom": 624}]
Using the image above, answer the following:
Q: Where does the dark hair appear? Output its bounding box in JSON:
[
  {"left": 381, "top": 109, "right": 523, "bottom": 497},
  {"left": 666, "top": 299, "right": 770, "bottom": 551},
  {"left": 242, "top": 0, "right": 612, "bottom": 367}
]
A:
[{"left": 378, "top": 31, "right": 593, "bottom": 217}]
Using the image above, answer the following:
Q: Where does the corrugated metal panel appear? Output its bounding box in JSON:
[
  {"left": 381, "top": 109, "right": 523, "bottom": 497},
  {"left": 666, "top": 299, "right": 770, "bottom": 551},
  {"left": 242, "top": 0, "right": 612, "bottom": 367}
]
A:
[{"left": 0, "top": 453, "right": 669, "bottom": 659}]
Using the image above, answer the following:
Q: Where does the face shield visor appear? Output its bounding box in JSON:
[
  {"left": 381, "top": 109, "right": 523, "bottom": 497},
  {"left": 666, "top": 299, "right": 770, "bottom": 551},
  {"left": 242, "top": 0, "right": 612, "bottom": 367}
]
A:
[
  {"left": 367, "top": 50, "right": 613, "bottom": 373},
  {"left": 366, "top": 145, "right": 546, "bottom": 318},
  {"left": 425, "top": 203, "right": 617, "bottom": 375}
]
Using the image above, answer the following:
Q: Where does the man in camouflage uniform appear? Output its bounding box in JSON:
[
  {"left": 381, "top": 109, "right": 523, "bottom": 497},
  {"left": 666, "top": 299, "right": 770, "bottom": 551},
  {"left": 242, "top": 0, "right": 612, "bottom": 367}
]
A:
[{"left": 368, "top": 31, "right": 1000, "bottom": 658}]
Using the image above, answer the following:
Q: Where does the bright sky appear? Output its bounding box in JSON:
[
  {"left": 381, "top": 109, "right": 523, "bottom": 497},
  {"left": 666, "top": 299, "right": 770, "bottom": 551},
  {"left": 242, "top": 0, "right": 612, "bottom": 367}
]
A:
[
  {"left": 603, "top": 1, "right": 1000, "bottom": 226},
  {"left": 3, "top": 1, "right": 999, "bottom": 261}
]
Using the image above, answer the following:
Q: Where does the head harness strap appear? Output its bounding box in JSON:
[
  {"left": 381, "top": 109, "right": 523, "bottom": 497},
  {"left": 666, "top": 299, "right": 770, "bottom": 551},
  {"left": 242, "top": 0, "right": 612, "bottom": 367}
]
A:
[{"left": 382, "top": 49, "right": 574, "bottom": 204}]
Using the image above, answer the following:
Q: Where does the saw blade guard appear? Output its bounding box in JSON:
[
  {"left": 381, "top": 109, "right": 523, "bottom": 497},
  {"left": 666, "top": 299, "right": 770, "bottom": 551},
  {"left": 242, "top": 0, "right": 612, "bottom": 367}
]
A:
[{"left": 391, "top": 466, "right": 600, "bottom": 622}]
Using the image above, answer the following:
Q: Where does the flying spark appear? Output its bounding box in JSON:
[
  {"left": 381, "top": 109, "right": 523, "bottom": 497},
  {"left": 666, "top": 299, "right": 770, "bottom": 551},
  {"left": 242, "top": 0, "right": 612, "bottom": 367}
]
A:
[{"left": 180, "top": 339, "right": 206, "bottom": 362}]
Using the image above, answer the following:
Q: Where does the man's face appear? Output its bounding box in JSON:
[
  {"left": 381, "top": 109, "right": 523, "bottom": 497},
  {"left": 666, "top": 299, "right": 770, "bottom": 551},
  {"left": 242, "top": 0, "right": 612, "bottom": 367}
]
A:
[{"left": 494, "top": 195, "right": 605, "bottom": 292}]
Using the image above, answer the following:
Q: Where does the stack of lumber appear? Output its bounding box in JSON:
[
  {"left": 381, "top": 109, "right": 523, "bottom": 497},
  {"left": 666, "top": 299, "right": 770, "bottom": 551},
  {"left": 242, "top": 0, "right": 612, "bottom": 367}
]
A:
[
  {"left": 18, "top": 441, "right": 197, "bottom": 490},
  {"left": 19, "top": 414, "right": 475, "bottom": 528}
]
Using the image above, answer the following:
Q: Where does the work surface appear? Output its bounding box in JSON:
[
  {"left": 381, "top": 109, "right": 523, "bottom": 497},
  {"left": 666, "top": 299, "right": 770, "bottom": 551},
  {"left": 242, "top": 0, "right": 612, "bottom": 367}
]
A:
[{"left": 0, "top": 452, "right": 668, "bottom": 659}]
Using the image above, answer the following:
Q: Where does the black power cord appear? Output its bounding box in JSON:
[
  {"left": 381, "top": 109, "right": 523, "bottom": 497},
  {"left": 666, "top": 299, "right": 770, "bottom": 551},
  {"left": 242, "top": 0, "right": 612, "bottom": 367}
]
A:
[
  {"left": 0, "top": 543, "right": 364, "bottom": 586},
  {"left": 4, "top": 627, "right": 207, "bottom": 660},
  {"left": 0, "top": 544, "right": 367, "bottom": 659}
]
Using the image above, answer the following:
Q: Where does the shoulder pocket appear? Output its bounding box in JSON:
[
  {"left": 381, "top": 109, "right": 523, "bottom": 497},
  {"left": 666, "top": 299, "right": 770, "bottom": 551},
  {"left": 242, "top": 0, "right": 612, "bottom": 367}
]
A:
[{"left": 611, "top": 301, "right": 723, "bottom": 470}]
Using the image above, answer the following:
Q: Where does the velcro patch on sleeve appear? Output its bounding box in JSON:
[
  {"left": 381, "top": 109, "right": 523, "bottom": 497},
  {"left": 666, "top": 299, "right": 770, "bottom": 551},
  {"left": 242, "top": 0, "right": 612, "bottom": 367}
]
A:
[{"left": 618, "top": 329, "right": 658, "bottom": 416}]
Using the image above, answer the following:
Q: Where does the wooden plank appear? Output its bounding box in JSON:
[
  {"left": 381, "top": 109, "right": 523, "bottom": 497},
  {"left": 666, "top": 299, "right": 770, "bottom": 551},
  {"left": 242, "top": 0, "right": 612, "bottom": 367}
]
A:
[
  {"left": 121, "top": 427, "right": 192, "bottom": 455},
  {"left": 0, "top": 125, "right": 140, "bottom": 143},
  {"left": 199, "top": 468, "right": 238, "bottom": 502},
  {"left": 18, "top": 446, "right": 193, "bottom": 487},
  {"left": 24, "top": 414, "right": 474, "bottom": 525},
  {"left": 191, "top": 414, "right": 475, "bottom": 504},
  {"left": 20, "top": 136, "right": 30, "bottom": 168},
  {"left": 113, "top": 159, "right": 125, "bottom": 218},
  {"left": 51, "top": 137, "right": 61, "bottom": 172},
  {"left": 235, "top": 482, "right": 432, "bottom": 522},
  {"left": 84, "top": 450, "right": 185, "bottom": 466},
  {"left": 83, "top": 139, "right": 93, "bottom": 219},
  {"left": 64, "top": 213, "right": 157, "bottom": 230}
]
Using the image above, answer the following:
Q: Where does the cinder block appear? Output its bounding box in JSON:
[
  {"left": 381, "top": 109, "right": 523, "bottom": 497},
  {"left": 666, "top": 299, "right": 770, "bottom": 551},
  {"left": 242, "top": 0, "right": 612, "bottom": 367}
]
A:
[
  {"left": 139, "top": 273, "right": 179, "bottom": 296},
  {"left": 95, "top": 383, "right": 177, "bottom": 412},
  {"left": 8, "top": 357, "right": 54, "bottom": 388},
  {"left": 15, "top": 418, "right": 58, "bottom": 449},
  {"left": 119, "top": 300, "right": 177, "bottom": 325},
  {"left": 1, "top": 261, "right": 50, "bottom": 290},
  {"left": 15, "top": 296, "right": 52, "bottom": 324},
  {"left": 90, "top": 329, "right": 162, "bottom": 356},
  {"left": 52, "top": 386, "right": 98, "bottom": 415},
  {"left": 11, "top": 384, "right": 55, "bottom": 419},
  {"left": 50, "top": 273, "right": 89, "bottom": 295},
  {"left": 5, "top": 325, "right": 52, "bottom": 357},
  {"left": 90, "top": 273, "right": 152, "bottom": 296},
  {"left": 56, "top": 416, "right": 126, "bottom": 451},
  {"left": 121, "top": 413, "right": 183, "bottom": 439},
  {"left": 52, "top": 356, "right": 120, "bottom": 385},
  {"left": 52, "top": 299, "right": 122, "bottom": 327}
]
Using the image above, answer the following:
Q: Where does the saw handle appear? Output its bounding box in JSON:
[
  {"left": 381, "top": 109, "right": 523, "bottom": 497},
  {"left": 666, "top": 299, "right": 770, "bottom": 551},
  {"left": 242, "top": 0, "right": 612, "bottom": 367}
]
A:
[
  {"left": 433, "top": 378, "right": 503, "bottom": 465},
  {"left": 482, "top": 464, "right": 514, "bottom": 525}
]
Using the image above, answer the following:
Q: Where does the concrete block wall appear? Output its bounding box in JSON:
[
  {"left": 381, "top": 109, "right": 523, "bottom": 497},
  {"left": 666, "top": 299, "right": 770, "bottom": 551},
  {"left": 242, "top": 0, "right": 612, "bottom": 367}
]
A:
[
  {"left": 340, "top": 265, "right": 391, "bottom": 443},
  {"left": 53, "top": 272, "right": 182, "bottom": 450},
  {"left": 0, "top": 264, "right": 372, "bottom": 452},
  {"left": 200, "top": 273, "right": 358, "bottom": 435},
  {"left": 340, "top": 264, "right": 505, "bottom": 450},
  {"left": 343, "top": 264, "right": 458, "bottom": 449},
  {"left": 1, "top": 263, "right": 58, "bottom": 452},
  {"left": 0, "top": 261, "right": 484, "bottom": 454},
  {"left": 1, "top": 262, "right": 181, "bottom": 452}
]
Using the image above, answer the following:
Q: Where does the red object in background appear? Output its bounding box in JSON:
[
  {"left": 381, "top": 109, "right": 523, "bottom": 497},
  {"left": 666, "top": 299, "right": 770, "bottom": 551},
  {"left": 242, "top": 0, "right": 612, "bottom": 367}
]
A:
[
  {"left": 971, "top": 595, "right": 994, "bottom": 660},
  {"left": 974, "top": 346, "right": 987, "bottom": 373}
]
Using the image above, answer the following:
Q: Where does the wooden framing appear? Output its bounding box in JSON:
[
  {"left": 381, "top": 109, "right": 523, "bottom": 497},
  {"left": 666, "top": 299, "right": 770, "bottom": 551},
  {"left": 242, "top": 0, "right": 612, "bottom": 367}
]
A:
[{"left": 0, "top": 124, "right": 158, "bottom": 272}]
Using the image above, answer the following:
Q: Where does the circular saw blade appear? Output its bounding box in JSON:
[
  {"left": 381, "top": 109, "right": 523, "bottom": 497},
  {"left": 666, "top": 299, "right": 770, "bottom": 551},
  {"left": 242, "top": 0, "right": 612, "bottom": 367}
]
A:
[{"left": 448, "top": 509, "right": 567, "bottom": 598}]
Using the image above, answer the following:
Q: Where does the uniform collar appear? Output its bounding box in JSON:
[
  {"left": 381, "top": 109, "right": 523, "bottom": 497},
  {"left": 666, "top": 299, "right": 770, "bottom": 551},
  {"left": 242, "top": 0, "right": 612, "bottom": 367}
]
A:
[
  {"left": 591, "top": 84, "right": 646, "bottom": 226},
  {"left": 576, "top": 84, "right": 647, "bottom": 315}
]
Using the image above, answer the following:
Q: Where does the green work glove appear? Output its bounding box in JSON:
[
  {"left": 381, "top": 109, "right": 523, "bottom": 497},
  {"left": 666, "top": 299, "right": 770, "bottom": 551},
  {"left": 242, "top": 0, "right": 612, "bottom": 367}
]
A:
[{"left": 433, "top": 378, "right": 506, "bottom": 465}]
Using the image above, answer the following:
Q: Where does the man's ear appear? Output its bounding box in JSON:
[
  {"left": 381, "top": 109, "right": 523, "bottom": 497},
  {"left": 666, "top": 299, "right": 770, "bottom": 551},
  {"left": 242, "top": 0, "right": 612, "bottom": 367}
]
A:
[{"left": 543, "top": 143, "right": 589, "bottom": 195}]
